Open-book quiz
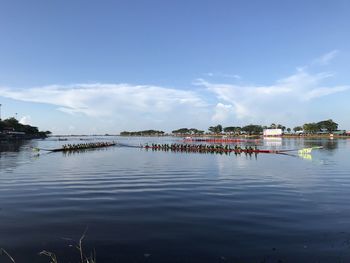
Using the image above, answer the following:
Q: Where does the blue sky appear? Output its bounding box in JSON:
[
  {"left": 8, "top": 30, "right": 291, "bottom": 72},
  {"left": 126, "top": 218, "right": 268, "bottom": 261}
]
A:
[{"left": 0, "top": 0, "right": 349, "bottom": 134}]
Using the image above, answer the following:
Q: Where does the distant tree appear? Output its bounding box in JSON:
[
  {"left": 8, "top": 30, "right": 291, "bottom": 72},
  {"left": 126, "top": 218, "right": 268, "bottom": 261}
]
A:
[
  {"left": 0, "top": 121, "right": 4, "bottom": 131},
  {"left": 277, "top": 124, "right": 286, "bottom": 132},
  {"left": 208, "top": 124, "right": 223, "bottom": 134},
  {"left": 293, "top": 126, "right": 303, "bottom": 132},
  {"left": 172, "top": 128, "right": 204, "bottom": 135},
  {"left": 234, "top": 127, "right": 242, "bottom": 134},
  {"left": 224, "top": 126, "right": 234, "bottom": 133},
  {"left": 3, "top": 117, "right": 20, "bottom": 130},
  {"left": 189, "top": 128, "right": 204, "bottom": 135},
  {"left": 303, "top": 123, "right": 320, "bottom": 134},
  {"left": 120, "top": 131, "right": 130, "bottom": 136},
  {"left": 224, "top": 126, "right": 242, "bottom": 134},
  {"left": 287, "top": 128, "right": 291, "bottom": 133},
  {"left": 270, "top": 123, "right": 277, "bottom": 129},
  {"left": 120, "top": 130, "right": 165, "bottom": 136},
  {"left": 20, "top": 124, "right": 39, "bottom": 134},
  {"left": 317, "top": 119, "right": 338, "bottom": 133},
  {"left": 172, "top": 128, "right": 190, "bottom": 134},
  {"left": 242, "top": 124, "right": 263, "bottom": 135}
]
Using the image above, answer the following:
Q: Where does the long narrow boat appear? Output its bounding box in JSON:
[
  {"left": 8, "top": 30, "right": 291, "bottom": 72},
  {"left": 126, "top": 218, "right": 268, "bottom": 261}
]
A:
[
  {"left": 37, "top": 142, "right": 117, "bottom": 152},
  {"left": 141, "top": 145, "right": 289, "bottom": 154}
]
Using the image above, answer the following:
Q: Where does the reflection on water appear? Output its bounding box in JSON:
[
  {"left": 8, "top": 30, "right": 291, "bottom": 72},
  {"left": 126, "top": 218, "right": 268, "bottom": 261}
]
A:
[
  {"left": 1, "top": 137, "right": 350, "bottom": 263},
  {"left": 0, "top": 140, "right": 27, "bottom": 152},
  {"left": 263, "top": 137, "right": 282, "bottom": 147},
  {"left": 303, "top": 138, "right": 338, "bottom": 151},
  {"left": 0, "top": 140, "right": 35, "bottom": 171},
  {"left": 298, "top": 152, "right": 312, "bottom": 160}
]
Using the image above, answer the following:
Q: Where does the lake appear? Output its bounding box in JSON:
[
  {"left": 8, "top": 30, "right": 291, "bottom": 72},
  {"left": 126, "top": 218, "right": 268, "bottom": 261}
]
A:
[{"left": 1, "top": 136, "right": 350, "bottom": 263}]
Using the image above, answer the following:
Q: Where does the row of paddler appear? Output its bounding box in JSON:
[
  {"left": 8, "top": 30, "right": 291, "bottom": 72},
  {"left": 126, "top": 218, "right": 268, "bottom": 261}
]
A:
[
  {"left": 141, "top": 143, "right": 276, "bottom": 154},
  {"left": 56, "top": 141, "right": 116, "bottom": 152}
]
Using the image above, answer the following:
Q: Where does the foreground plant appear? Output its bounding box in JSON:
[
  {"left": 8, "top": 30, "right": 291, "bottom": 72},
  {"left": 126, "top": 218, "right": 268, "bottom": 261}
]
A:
[
  {"left": 1, "top": 230, "right": 96, "bottom": 263},
  {"left": 0, "top": 248, "right": 15, "bottom": 263}
]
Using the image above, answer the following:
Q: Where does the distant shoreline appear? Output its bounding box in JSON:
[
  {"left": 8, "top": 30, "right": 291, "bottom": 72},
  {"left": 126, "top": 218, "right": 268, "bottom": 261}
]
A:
[
  {"left": 119, "top": 134, "right": 350, "bottom": 139},
  {"left": 3, "top": 133, "right": 346, "bottom": 139}
]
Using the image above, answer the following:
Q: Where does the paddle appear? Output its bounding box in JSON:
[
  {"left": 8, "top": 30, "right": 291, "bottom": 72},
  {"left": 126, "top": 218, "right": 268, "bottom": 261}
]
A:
[{"left": 31, "top": 147, "right": 55, "bottom": 152}]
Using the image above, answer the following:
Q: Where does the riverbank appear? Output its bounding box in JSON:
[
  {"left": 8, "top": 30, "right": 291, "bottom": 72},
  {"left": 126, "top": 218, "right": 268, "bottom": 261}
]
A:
[{"left": 282, "top": 134, "right": 349, "bottom": 139}]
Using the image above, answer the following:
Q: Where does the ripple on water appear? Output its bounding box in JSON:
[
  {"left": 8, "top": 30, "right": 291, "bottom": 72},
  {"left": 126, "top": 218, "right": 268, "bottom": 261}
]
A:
[{"left": 1, "top": 138, "right": 350, "bottom": 262}]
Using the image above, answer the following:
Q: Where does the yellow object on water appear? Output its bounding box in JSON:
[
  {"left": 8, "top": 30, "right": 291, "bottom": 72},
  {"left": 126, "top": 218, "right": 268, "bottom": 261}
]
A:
[
  {"left": 32, "top": 148, "right": 40, "bottom": 152},
  {"left": 298, "top": 148, "right": 312, "bottom": 154},
  {"left": 298, "top": 153, "right": 312, "bottom": 160}
]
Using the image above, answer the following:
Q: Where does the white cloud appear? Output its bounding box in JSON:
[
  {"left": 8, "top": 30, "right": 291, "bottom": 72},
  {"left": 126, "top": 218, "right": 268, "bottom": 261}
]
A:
[
  {"left": 303, "top": 86, "right": 350, "bottom": 100},
  {"left": 195, "top": 68, "right": 350, "bottom": 125},
  {"left": 0, "top": 83, "right": 211, "bottom": 132},
  {"left": 212, "top": 103, "right": 234, "bottom": 122},
  {"left": 0, "top": 83, "right": 207, "bottom": 117},
  {"left": 313, "top": 50, "right": 339, "bottom": 65},
  {"left": 206, "top": 72, "right": 241, "bottom": 79},
  {"left": 19, "top": 115, "right": 32, "bottom": 125}
]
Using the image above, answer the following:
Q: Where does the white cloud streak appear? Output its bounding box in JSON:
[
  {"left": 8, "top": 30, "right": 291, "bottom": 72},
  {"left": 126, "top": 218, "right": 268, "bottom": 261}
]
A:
[
  {"left": 0, "top": 83, "right": 207, "bottom": 117},
  {"left": 207, "top": 72, "right": 241, "bottom": 79},
  {"left": 313, "top": 50, "right": 339, "bottom": 65}
]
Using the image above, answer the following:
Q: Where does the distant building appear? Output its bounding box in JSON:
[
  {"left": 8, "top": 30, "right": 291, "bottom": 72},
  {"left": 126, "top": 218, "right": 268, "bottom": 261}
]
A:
[
  {"left": 263, "top": 128, "right": 282, "bottom": 137},
  {"left": 1, "top": 127, "right": 25, "bottom": 136},
  {"left": 333, "top": 130, "right": 346, "bottom": 135},
  {"left": 6, "top": 131, "right": 26, "bottom": 135},
  {"left": 317, "top": 128, "right": 329, "bottom": 134},
  {"left": 1, "top": 127, "right": 15, "bottom": 134}
]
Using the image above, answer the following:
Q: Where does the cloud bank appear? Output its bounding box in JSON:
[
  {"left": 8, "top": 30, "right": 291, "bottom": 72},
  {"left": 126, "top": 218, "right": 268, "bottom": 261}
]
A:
[
  {"left": 195, "top": 68, "right": 349, "bottom": 125},
  {"left": 0, "top": 51, "right": 349, "bottom": 132},
  {"left": 0, "top": 84, "right": 212, "bottom": 132},
  {"left": 0, "top": 83, "right": 207, "bottom": 117}
]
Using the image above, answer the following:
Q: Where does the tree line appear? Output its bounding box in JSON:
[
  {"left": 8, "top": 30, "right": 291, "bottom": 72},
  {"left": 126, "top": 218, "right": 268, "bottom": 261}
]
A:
[
  {"left": 296, "top": 119, "right": 339, "bottom": 134},
  {"left": 120, "top": 130, "right": 165, "bottom": 136},
  {"left": 173, "top": 124, "right": 264, "bottom": 135},
  {"left": 171, "top": 119, "right": 340, "bottom": 135}
]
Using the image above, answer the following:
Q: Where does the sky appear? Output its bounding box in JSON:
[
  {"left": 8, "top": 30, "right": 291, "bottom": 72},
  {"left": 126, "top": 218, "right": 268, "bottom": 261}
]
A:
[{"left": 0, "top": 0, "right": 349, "bottom": 134}]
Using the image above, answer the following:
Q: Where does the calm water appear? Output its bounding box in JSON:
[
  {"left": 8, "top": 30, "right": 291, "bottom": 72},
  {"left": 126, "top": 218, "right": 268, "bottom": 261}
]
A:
[{"left": 1, "top": 136, "right": 350, "bottom": 263}]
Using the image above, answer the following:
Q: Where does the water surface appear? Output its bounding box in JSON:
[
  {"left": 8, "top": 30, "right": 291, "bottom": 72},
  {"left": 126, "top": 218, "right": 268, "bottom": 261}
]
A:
[{"left": 1, "top": 137, "right": 350, "bottom": 262}]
